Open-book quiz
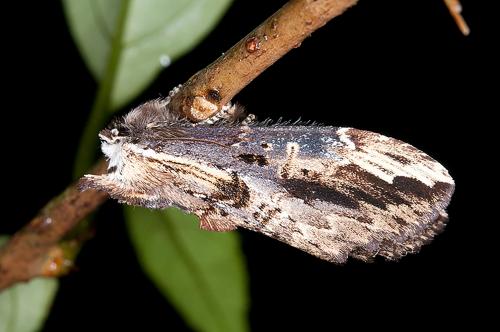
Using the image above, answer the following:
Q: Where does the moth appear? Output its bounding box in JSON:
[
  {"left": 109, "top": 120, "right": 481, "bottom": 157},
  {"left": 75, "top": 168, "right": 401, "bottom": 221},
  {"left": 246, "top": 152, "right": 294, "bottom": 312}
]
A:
[{"left": 80, "top": 94, "right": 454, "bottom": 263}]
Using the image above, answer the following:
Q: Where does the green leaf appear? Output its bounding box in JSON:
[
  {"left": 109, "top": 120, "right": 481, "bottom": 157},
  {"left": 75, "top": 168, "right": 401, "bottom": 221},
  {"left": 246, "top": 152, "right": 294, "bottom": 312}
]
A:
[
  {"left": 62, "top": 0, "right": 232, "bottom": 111},
  {"left": 125, "top": 208, "right": 249, "bottom": 332},
  {"left": 0, "top": 237, "right": 59, "bottom": 332},
  {"left": 64, "top": 0, "right": 233, "bottom": 176}
]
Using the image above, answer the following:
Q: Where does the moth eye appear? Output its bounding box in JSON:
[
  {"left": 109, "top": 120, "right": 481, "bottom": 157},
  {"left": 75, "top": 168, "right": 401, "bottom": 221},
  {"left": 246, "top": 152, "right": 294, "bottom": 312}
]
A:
[{"left": 111, "top": 128, "right": 119, "bottom": 136}]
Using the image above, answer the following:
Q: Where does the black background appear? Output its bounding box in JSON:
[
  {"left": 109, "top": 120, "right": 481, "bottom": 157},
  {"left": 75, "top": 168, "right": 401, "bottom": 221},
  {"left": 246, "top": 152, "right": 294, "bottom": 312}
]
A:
[{"left": 1, "top": 0, "right": 492, "bottom": 331}]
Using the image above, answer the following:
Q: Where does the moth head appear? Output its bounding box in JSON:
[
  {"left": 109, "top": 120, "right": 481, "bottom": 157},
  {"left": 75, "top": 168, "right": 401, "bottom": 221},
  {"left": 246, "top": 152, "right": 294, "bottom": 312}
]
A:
[
  {"left": 99, "top": 124, "right": 130, "bottom": 173},
  {"left": 99, "top": 126, "right": 128, "bottom": 145},
  {"left": 98, "top": 99, "right": 183, "bottom": 173}
]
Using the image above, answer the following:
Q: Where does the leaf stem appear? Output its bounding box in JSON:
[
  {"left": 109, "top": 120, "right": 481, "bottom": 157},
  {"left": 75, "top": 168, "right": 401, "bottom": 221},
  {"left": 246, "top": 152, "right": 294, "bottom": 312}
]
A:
[{"left": 73, "top": 0, "right": 131, "bottom": 177}]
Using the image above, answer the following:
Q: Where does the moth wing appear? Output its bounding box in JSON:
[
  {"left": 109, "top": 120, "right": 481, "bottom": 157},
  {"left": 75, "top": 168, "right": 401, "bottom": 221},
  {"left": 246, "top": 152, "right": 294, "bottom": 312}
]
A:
[
  {"left": 245, "top": 127, "right": 454, "bottom": 263},
  {"left": 199, "top": 211, "right": 238, "bottom": 231}
]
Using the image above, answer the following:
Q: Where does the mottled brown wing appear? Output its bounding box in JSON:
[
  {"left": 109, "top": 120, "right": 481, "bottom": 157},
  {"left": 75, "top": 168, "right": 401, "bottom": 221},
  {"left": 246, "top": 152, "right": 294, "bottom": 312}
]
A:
[{"left": 239, "top": 127, "right": 454, "bottom": 263}]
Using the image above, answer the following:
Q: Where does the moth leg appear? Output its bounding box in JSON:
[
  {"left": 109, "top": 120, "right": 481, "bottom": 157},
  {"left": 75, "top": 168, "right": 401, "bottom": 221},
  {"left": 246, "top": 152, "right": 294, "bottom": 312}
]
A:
[
  {"left": 166, "top": 84, "right": 182, "bottom": 100},
  {"left": 199, "top": 209, "right": 237, "bottom": 232},
  {"left": 198, "top": 103, "right": 254, "bottom": 125},
  {"left": 198, "top": 103, "right": 235, "bottom": 125},
  {"left": 240, "top": 113, "right": 256, "bottom": 126}
]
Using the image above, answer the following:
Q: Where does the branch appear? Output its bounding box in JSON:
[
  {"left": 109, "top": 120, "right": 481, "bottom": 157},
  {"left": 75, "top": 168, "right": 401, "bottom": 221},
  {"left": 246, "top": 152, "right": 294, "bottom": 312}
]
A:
[
  {"left": 169, "top": 0, "right": 358, "bottom": 121},
  {"left": 0, "top": 0, "right": 359, "bottom": 290},
  {"left": 443, "top": 0, "right": 470, "bottom": 36},
  {"left": 0, "top": 160, "right": 108, "bottom": 290}
]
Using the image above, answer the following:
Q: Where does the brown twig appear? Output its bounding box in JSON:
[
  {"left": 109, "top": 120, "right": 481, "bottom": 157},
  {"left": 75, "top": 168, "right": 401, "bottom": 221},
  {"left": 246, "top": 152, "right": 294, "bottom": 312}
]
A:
[
  {"left": 169, "top": 0, "right": 358, "bottom": 121},
  {"left": 0, "top": 160, "right": 108, "bottom": 291},
  {"left": 443, "top": 0, "right": 470, "bottom": 36},
  {"left": 1, "top": 0, "right": 361, "bottom": 290}
]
